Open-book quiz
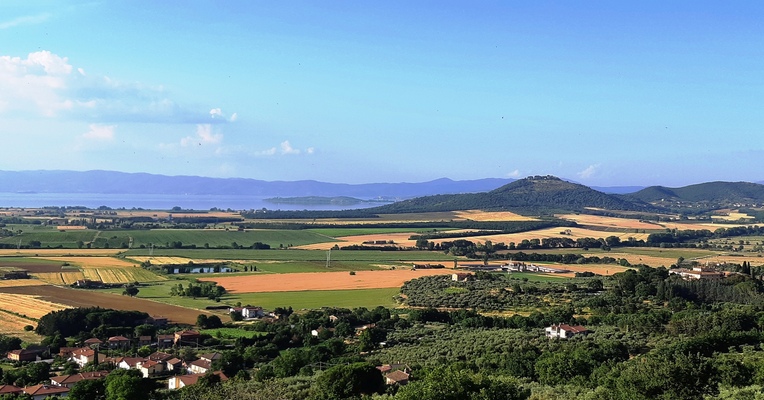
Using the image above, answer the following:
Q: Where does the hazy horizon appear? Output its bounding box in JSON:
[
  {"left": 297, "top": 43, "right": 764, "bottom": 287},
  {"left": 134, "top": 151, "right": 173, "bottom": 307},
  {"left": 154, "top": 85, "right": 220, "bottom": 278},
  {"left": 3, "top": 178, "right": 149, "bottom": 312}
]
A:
[{"left": 2, "top": 2, "right": 763, "bottom": 187}]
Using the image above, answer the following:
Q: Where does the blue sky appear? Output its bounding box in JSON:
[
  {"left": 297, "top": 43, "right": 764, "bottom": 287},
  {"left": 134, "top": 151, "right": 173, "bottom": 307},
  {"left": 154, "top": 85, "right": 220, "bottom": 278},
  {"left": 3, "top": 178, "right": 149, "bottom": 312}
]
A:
[{"left": 1, "top": 1, "right": 762, "bottom": 187}]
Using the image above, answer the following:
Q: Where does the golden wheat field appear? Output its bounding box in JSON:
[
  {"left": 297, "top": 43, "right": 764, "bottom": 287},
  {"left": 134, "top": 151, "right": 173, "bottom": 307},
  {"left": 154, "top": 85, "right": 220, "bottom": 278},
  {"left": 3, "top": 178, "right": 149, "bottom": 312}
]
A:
[
  {"left": 430, "top": 227, "right": 651, "bottom": 246},
  {"left": 0, "top": 279, "right": 47, "bottom": 288},
  {"left": 545, "top": 264, "right": 633, "bottom": 277},
  {"left": 0, "top": 311, "right": 38, "bottom": 340},
  {"left": 557, "top": 214, "right": 662, "bottom": 230},
  {"left": 127, "top": 256, "right": 193, "bottom": 265},
  {"left": 453, "top": 210, "right": 538, "bottom": 222},
  {"left": 32, "top": 272, "right": 85, "bottom": 285},
  {"left": 581, "top": 252, "right": 677, "bottom": 268},
  {"left": 0, "top": 292, "right": 70, "bottom": 319}
]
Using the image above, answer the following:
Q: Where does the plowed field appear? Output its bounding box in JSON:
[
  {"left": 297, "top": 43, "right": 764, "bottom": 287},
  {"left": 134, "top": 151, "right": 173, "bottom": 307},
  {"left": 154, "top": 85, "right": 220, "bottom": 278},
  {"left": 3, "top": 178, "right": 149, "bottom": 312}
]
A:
[
  {"left": 202, "top": 269, "right": 455, "bottom": 293},
  {"left": 0, "top": 285, "right": 208, "bottom": 324}
]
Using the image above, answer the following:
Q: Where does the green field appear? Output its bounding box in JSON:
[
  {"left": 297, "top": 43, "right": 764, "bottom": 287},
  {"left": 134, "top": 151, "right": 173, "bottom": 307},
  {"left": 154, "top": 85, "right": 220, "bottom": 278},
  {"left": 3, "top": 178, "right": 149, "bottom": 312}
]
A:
[
  {"left": 0, "top": 230, "right": 98, "bottom": 248},
  {"left": 306, "top": 227, "right": 455, "bottom": 237},
  {"left": 0, "top": 229, "right": 338, "bottom": 249},
  {"left": 230, "top": 288, "right": 401, "bottom": 310},
  {"left": 124, "top": 249, "right": 455, "bottom": 261},
  {"left": 188, "top": 261, "right": 387, "bottom": 276},
  {"left": 103, "top": 281, "right": 401, "bottom": 311}
]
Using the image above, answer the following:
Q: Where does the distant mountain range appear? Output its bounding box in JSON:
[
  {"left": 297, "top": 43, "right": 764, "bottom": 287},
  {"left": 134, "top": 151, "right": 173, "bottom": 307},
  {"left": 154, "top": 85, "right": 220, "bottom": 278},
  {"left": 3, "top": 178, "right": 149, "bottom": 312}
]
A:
[
  {"left": 2, "top": 170, "right": 763, "bottom": 213},
  {"left": 0, "top": 170, "right": 516, "bottom": 198}
]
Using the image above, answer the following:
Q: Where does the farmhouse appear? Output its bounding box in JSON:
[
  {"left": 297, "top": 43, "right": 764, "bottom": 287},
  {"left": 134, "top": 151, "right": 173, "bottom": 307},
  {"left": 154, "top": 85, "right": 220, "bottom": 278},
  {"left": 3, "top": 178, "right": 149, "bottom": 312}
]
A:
[
  {"left": 138, "top": 360, "right": 165, "bottom": 378},
  {"left": 187, "top": 359, "right": 212, "bottom": 374},
  {"left": 229, "top": 306, "right": 265, "bottom": 319},
  {"left": 23, "top": 384, "right": 70, "bottom": 400},
  {"left": 452, "top": 273, "right": 471, "bottom": 282},
  {"left": 157, "top": 334, "right": 175, "bottom": 348},
  {"left": 545, "top": 324, "right": 589, "bottom": 339},
  {"left": 7, "top": 349, "right": 38, "bottom": 362},
  {"left": 385, "top": 370, "right": 410, "bottom": 386},
  {"left": 107, "top": 335, "right": 131, "bottom": 349},
  {"left": 174, "top": 330, "right": 202, "bottom": 346},
  {"left": 70, "top": 348, "right": 106, "bottom": 367},
  {"left": 672, "top": 266, "right": 724, "bottom": 280},
  {"left": 168, "top": 371, "right": 228, "bottom": 390},
  {"left": 50, "top": 371, "right": 109, "bottom": 388}
]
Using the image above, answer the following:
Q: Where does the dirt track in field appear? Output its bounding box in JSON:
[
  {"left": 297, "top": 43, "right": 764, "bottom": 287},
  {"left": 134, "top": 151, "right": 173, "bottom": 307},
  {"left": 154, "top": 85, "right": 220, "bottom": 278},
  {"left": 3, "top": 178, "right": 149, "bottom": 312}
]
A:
[
  {"left": 0, "top": 285, "right": 207, "bottom": 325},
  {"left": 201, "top": 269, "right": 456, "bottom": 293}
]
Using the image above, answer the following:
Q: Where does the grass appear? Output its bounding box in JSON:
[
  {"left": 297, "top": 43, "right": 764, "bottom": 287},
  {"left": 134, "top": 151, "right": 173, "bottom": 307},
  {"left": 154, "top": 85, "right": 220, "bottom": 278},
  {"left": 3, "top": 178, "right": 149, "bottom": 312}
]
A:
[
  {"left": 231, "top": 288, "right": 402, "bottom": 310},
  {"left": 0, "top": 229, "right": 338, "bottom": 249},
  {"left": 123, "top": 249, "right": 455, "bottom": 261},
  {"left": 111, "top": 280, "right": 402, "bottom": 310},
  {"left": 0, "top": 230, "right": 97, "bottom": 248},
  {"left": 306, "top": 227, "right": 455, "bottom": 237}
]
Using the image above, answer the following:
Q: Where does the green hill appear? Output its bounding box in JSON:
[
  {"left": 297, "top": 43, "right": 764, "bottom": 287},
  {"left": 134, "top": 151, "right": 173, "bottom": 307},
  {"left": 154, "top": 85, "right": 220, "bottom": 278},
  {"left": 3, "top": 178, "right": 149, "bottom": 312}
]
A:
[
  {"left": 371, "top": 176, "right": 655, "bottom": 213},
  {"left": 628, "top": 181, "right": 764, "bottom": 204}
]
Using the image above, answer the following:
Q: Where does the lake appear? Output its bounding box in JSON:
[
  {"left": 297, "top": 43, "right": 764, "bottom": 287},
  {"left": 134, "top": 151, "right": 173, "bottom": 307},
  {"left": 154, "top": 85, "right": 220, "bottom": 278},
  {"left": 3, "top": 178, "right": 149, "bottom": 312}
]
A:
[{"left": 0, "top": 192, "right": 388, "bottom": 211}]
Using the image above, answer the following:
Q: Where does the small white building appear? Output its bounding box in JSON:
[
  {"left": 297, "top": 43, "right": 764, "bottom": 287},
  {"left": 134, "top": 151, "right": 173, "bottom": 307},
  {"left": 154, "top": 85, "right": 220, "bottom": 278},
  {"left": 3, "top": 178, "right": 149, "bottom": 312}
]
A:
[{"left": 545, "top": 324, "right": 589, "bottom": 339}]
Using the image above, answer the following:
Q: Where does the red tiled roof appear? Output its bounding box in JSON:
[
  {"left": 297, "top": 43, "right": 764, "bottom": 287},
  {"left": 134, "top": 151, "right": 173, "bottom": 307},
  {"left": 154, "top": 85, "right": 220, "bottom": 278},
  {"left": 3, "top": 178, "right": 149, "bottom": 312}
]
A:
[
  {"left": 386, "top": 370, "right": 410, "bottom": 383},
  {"left": 24, "top": 384, "right": 70, "bottom": 396},
  {"left": 0, "top": 385, "right": 22, "bottom": 394},
  {"left": 557, "top": 324, "right": 588, "bottom": 334}
]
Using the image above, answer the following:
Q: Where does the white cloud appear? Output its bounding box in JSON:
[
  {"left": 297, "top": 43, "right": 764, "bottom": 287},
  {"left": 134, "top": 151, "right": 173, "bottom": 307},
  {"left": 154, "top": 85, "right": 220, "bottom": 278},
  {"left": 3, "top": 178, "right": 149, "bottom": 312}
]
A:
[
  {"left": 255, "top": 147, "right": 278, "bottom": 156},
  {"left": 577, "top": 164, "right": 600, "bottom": 179},
  {"left": 229, "top": 112, "right": 238, "bottom": 122},
  {"left": 0, "top": 13, "right": 51, "bottom": 29},
  {"left": 280, "top": 140, "right": 300, "bottom": 155},
  {"left": 180, "top": 124, "right": 223, "bottom": 147},
  {"left": 82, "top": 124, "right": 116, "bottom": 141},
  {"left": 306, "top": 147, "right": 315, "bottom": 154},
  {"left": 507, "top": 169, "right": 521, "bottom": 178},
  {"left": 0, "top": 50, "right": 225, "bottom": 123}
]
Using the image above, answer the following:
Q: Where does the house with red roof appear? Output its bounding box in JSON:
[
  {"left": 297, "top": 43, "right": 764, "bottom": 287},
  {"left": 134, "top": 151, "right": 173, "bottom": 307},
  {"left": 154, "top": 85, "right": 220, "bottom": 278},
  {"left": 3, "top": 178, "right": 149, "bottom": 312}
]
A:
[
  {"left": 23, "top": 384, "right": 70, "bottom": 400},
  {"left": 168, "top": 371, "right": 228, "bottom": 390},
  {"left": 545, "top": 323, "right": 589, "bottom": 339}
]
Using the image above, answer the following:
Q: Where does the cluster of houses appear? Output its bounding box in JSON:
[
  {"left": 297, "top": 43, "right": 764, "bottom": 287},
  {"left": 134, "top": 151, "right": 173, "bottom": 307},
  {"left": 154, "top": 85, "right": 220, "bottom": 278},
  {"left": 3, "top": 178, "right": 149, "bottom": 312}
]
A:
[
  {"left": 503, "top": 262, "right": 570, "bottom": 274},
  {"left": 4, "top": 330, "right": 231, "bottom": 396}
]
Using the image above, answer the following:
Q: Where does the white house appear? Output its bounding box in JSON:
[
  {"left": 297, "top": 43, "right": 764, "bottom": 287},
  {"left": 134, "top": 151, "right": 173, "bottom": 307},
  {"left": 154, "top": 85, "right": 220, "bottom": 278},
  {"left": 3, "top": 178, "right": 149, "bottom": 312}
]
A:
[{"left": 545, "top": 324, "right": 589, "bottom": 339}]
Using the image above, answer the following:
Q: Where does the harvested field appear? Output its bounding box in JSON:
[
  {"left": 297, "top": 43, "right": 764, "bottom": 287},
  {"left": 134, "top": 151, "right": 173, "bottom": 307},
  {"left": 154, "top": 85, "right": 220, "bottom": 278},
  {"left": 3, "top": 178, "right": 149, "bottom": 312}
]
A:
[
  {"left": 558, "top": 214, "right": 661, "bottom": 230},
  {"left": 0, "top": 279, "right": 47, "bottom": 288},
  {"left": 0, "top": 285, "right": 207, "bottom": 325},
  {"left": 33, "top": 272, "right": 85, "bottom": 285},
  {"left": 696, "top": 255, "right": 764, "bottom": 266},
  {"left": 0, "top": 292, "right": 70, "bottom": 319},
  {"left": 128, "top": 256, "right": 194, "bottom": 265},
  {"left": 296, "top": 230, "right": 484, "bottom": 250},
  {"left": 454, "top": 210, "right": 538, "bottom": 222},
  {"left": 582, "top": 252, "right": 676, "bottom": 268},
  {"left": 544, "top": 264, "right": 632, "bottom": 278},
  {"left": 35, "top": 256, "right": 137, "bottom": 268},
  {"left": 202, "top": 269, "right": 456, "bottom": 293},
  {"left": 0, "top": 311, "right": 38, "bottom": 341},
  {"left": 658, "top": 221, "right": 761, "bottom": 231},
  {"left": 430, "top": 227, "right": 651, "bottom": 246},
  {"left": 711, "top": 212, "right": 755, "bottom": 221}
]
